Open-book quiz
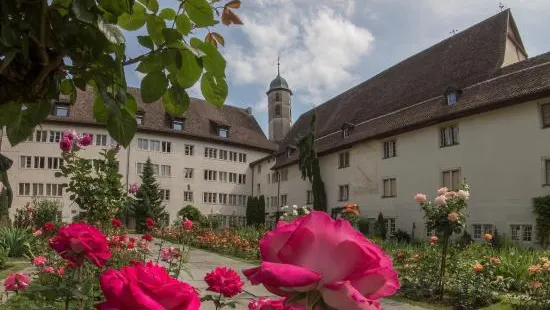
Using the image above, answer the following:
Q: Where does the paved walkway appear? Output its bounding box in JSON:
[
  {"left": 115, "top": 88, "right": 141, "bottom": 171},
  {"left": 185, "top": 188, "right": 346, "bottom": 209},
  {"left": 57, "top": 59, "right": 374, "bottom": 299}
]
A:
[{"left": 150, "top": 239, "right": 426, "bottom": 310}]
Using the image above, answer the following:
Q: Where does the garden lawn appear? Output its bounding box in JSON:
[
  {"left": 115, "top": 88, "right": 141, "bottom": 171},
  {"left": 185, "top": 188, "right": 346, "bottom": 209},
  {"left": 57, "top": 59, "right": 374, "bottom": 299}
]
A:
[{"left": 0, "top": 260, "right": 31, "bottom": 281}]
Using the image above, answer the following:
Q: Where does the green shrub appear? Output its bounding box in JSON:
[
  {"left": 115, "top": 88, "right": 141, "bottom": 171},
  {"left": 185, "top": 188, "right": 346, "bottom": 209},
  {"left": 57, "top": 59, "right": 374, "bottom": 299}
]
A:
[
  {"left": 391, "top": 229, "right": 411, "bottom": 243},
  {"left": 358, "top": 217, "right": 370, "bottom": 235},
  {"left": 0, "top": 227, "right": 32, "bottom": 257},
  {"left": 31, "top": 198, "right": 62, "bottom": 229},
  {"left": 374, "top": 212, "right": 387, "bottom": 240},
  {"left": 177, "top": 205, "right": 202, "bottom": 221},
  {"left": 0, "top": 245, "right": 9, "bottom": 269}
]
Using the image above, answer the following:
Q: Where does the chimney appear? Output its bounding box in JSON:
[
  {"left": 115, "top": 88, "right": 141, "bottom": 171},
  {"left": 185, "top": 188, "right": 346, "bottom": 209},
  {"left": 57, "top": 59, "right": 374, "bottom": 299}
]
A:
[{"left": 246, "top": 107, "right": 252, "bottom": 115}]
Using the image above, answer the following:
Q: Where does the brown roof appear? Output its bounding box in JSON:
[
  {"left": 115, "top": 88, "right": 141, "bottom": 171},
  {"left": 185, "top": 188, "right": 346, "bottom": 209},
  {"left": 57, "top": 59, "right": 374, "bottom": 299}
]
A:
[
  {"left": 273, "top": 10, "right": 550, "bottom": 169},
  {"left": 46, "top": 87, "right": 278, "bottom": 152}
]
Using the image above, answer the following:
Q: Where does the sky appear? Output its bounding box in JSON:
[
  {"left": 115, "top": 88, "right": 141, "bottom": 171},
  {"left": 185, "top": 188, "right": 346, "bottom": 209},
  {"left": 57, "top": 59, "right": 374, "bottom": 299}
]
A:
[{"left": 125, "top": 0, "right": 550, "bottom": 136}]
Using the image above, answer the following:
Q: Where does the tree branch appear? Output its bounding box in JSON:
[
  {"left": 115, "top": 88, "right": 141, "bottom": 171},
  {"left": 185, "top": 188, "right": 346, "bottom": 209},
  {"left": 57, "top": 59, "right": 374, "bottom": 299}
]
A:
[{"left": 39, "top": 0, "right": 49, "bottom": 64}]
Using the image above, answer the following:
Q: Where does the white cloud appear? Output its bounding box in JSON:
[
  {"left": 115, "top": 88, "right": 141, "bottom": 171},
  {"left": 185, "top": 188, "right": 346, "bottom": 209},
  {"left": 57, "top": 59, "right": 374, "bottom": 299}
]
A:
[{"left": 225, "top": 1, "right": 373, "bottom": 108}]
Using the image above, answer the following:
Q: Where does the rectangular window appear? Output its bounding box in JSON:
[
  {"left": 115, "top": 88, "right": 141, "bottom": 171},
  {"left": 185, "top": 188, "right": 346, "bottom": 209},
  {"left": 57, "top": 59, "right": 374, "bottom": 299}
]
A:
[
  {"left": 338, "top": 152, "right": 350, "bottom": 169},
  {"left": 95, "top": 134, "right": 108, "bottom": 146},
  {"left": 281, "top": 194, "right": 287, "bottom": 206},
  {"left": 343, "top": 127, "right": 351, "bottom": 138},
  {"left": 383, "top": 140, "right": 397, "bottom": 159},
  {"left": 204, "top": 147, "right": 217, "bottom": 159},
  {"left": 204, "top": 170, "right": 217, "bottom": 181},
  {"left": 20, "top": 156, "right": 32, "bottom": 169},
  {"left": 35, "top": 130, "right": 47, "bottom": 142},
  {"left": 137, "top": 138, "right": 148, "bottom": 150},
  {"left": 184, "top": 168, "right": 194, "bottom": 179},
  {"left": 47, "top": 157, "right": 63, "bottom": 170},
  {"left": 228, "top": 173, "right": 236, "bottom": 183},
  {"left": 136, "top": 114, "right": 144, "bottom": 125},
  {"left": 541, "top": 103, "right": 550, "bottom": 128},
  {"left": 32, "top": 183, "right": 44, "bottom": 196},
  {"left": 510, "top": 224, "right": 533, "bottom": 242},
  {"left": 149, "top": 140, "right": 160, "bottom": 152},
  {"left": 219, "top": 193, "right": 228, "bottom": 205},
  {"left": 184, "top": 144, "right": 194, "bottom": 156},
  {"left": 382, "top": 178, "right": 397, "bottom": 198},
  {"left": 272, "top": 172, "right": 279, "bottom": 183},
  {"left": 137, "top": 163, "right": 144, "bottom": 174},
  {"left": 440, "top": 125, "right": 459, "bottom": 147},
  {"left": 472, "top": 224, "right": 493, "bottom": 239},
  {"left": 33, "top": 156, "right": 45, "bottom": 169},
  {"left": 238, "top": 174, "right": 246, "bottom": 184},
  {"left": 442, "top": 169, "right": 461, "bottom": 191},
  {"left": 160, "top": 165, "right": 171, "bottom": 177},
  {"left": 160, "top": 189, "right": 170, "bottom": 201},
  {"left": 152, "top": 164, "right": 159, "bottom": 176},
  {"left": 307, "top": 190, "right": 313, "bottom": 204},
  {"left": 219, "top": 150, "right": 228, "bottom": 160},
  {"left": 54, "top": 104, "right": 69, "bottom": 117},
  {"left": 339, "top": 185, "right": 349, "bottom": 201},
  {"left": 257, "top": 164, "right": 262, "bottom": 174},
  {"left": 239, "top": 153, "right": 247, "bottom": 163},
  {"left": 18, "top": 183, "right": 30, "bottom": 196},
  {"left": 218, "top": 127, "right": 229, "bottom": 138},
  {"left": 271, "top": 196, "right": 278, "bottom": 207},
  {"left": 385, "top": 218, "right": 396, "bottom": 236},
  {"left": 49, "top": 131, "right": 62, "bottom": 143},
  {"left": 172, "top": 120, "right": 184, "bottom": 131},
  {"left": 45, "top": 183, "right": 63, "bottom": 197},
  {"left": 219, "top": 171, "right": 227, "bottom": 182},
  {"left": 229, "top": 152, "right": 237, "bottom": 162},
  {"left": 545, "top": 159, "right": 550, "bottom": 185},
  {"left": 184, "top": 191, "right": 193, "bottom": 202}
]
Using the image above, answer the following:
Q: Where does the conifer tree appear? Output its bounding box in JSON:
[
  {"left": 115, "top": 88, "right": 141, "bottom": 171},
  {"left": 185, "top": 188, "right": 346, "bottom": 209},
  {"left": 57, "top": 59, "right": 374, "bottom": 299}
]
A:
[{"left": 134, "top": 158, "right": 166, "bottom": 232}]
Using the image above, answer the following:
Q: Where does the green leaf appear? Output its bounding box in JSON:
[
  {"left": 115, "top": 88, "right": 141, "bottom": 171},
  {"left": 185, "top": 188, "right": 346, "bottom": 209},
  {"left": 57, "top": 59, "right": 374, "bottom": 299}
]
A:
[
  {"left": 60, "top": 79, "right": 77, "bottom": 103},
  {"left": 71, "top": 0, "right": 95, "bottom": 23},
  {"left": 6, "top": 108, "right": 32, "bottom": 146},
  {"left": 98, "top": 19, "right": 126, "bottom": 44},
  {"left": 107, "top": 109, "right": 136, "bottom": 147},
  {"left": 124, "top": 93, "right": 138, "bottom": 115},
  {"left": 136, "top": 53, "right": 163, "bottom": 73},
  {"left": 175, "top": 49, "right": 202, "bottom": 88},
  {"left": 137, "top": 36, "right": 154, "bottom": 49},
  {"left": 201, "top": 72, "right": 227, "bottom": 107},
  {"left": 26, "top": 101, "right": 52, "bottom": 127},
  {"left": 98, "top": 0, "right": 131, "bottom": 16},
  {"left": 118, "top": 4, "right": 147, "bottom": 30},
  {"left": 0, "top": 103, "right": 23, "bottom": 126},
  {"left": 93, "top": 96, "right": 110, "bottom": 123},
  {"left": 159, "top": 8, "right": 176, "bottom": 20},
  {"left": 140, "top": 0, "right": 159, "bottom": 13},
  {"left": 161, "top": 28, "right": 182, "bottom": 44},
  {"left": 162, "top": 86, "right": 190, "bottom": 116},
  {"left": 196, "top": 40, "right": 226, "bottom": 77},
  {"left": 175, "top": 14, "right": 192, "bottom": 35},
  {"left": 184, "top": 0, "right": 215, "bottom": 27},
  {"left": 140, "top": 71, "right": 168, "bottom": 103},
  {"left": 146, "top": 15, "right": 166, "bottom": 45}
]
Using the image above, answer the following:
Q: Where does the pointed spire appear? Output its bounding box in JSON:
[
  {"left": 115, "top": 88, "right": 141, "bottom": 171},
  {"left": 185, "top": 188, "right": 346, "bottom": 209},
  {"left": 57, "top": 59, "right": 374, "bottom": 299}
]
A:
[{"left": 277, "top": 55, "right": 281, "bottom": 76}]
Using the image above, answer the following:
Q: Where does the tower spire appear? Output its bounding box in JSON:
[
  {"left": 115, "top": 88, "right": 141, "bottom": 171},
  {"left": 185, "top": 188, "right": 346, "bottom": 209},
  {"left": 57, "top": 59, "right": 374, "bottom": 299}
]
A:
[{"left": 277, "top": 55, "right": 280, "bottom": 76}]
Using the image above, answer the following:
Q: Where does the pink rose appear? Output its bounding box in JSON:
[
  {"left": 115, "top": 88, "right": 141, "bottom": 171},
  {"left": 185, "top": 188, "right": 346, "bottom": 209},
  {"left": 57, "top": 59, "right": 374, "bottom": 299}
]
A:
[
  {"left": 49, "top": 223, "right": 112, "bottom": 268},
  {"left": 434, "top": 195, "right": 447, "bottom": 206},
  {"left": 160, "top": 247, "right": 181, "bottom": 262},
  {"left": 59, "top": 137, "right": 72, "bottom": 152},
  {"left": 98, "top": 262, "right": 200, "bottom": 310},
  {"left": 128, "top": 183, "right": 140, "bottom": 194},
  {"left": 183, "top": 218, "right": 193, "bottom": 231},
  {"left": 57, "top": 268, "right": 65, "bottom": 276},
  {"left": 204, "top": 267, "right": 244, "bottom": 298},
  {"left": 32, "top": 256, "right": 47, "bottom": 267},
  {"left": 4, "top": 273, "right": 30, "bottom": 292},
  {"left": 437, "top": 187, "right": 448, "bottom": 196},
  {"left": 248, "top": 298, "right": 307, "bottom": 310},
  {"left": 414, "top": 193, "right": 427, "bottom": 203},
  {"left": 243, "top": 211, "right": 399, "bottom": 309},
  {"left": 63, "top": 130, "right": 78, "bottom": 141},
  {"left": 430, "top": 236, "right": 439, "bottom": 244},
  {"left": 43, "top": 266, "right": 55, "bottom": 274},
  {"left": 447, "top": 212, "right": 459, "bottom": 222},
  {"left": 445, "top": 191, "right": 457, "bottom": 199},
  {"left": 33, "top": 229, "right": 43, "bottom": 237},
  {"left": 78, "top": 133, "right": 93, "bottom": 147},
  {"left": 457, "top": 190, "right": 470, "bottom": 200}
]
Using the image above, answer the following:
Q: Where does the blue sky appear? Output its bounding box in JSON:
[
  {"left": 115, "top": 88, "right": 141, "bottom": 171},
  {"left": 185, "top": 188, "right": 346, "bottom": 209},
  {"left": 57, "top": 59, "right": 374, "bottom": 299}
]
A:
[{"left": 125, "top": 0, "right": 550, "bottom": 136}]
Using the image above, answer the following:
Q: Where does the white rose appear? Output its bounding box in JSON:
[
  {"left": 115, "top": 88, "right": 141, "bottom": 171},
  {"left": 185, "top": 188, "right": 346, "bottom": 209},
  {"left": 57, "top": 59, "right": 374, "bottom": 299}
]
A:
[
  {"left": 292, "top": 210, "right": 298, "bottom": 216},
  {"left": 292, "top": 205, "right": 298, "bottom": 209}
]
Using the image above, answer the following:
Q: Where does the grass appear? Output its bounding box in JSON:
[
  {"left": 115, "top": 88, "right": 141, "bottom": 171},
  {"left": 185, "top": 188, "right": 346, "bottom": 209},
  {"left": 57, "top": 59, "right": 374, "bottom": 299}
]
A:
[
  {"left": 0, "top": 259, "right": 31, "bottom": 280},
  {"left": 390, "top": 295, "right": 516, "bottom": 310}
]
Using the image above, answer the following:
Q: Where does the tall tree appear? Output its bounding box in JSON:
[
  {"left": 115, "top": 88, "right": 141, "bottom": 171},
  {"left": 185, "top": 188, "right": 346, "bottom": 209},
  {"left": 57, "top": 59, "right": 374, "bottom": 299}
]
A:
[
  {"left": 298, "top": 112, "right": 327, "bottom": 211},
  {"left": 133, "top": 157, "right": 165, "bottom": 232}
]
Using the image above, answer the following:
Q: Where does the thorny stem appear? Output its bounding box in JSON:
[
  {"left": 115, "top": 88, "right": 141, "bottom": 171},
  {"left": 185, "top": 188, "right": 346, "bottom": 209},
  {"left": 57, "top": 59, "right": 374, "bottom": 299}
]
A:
[
  {"left": 438, "top": 234, "right": 449, "bottom": 301},
  {"left": 215, "top": 292, "right": 222, "bottom": 310}
]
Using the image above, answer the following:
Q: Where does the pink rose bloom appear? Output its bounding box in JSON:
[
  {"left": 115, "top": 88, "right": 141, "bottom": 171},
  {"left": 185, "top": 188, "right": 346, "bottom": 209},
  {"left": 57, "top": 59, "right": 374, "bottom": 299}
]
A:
[
  {"left": 4, "top": 273, "right": 30, "bottom": 292},
  {"left": 248, "top": 298, "right": 307, "bottom": 310},
  {"left": 78, "top": 133, "right": 93, "bottom": 147},
  {"left": 445, "top": 191, "right": 457, "bottom": 199},
  {"left": 434, "top": 195, "right": 447, "bottom": 206},
  {"left": 43, "top": 266, "right": 55, "bottom": 274},
  {"left": 128, "top": 183, "right": 140, "bottom": 194},
  {"left": 243, "top": 211, "right": 399, "bottom": 310},
  {"left": 63, "top": 130, "right": 78, "bottom": 141},
  {"left": 98, "top": 262, "right": 200, "bottom": 310},
  {"left": 160, "top": 247, "right": 181, "bottom": 262},
  {"left": 32, "top": 256, "right": 47, "bottom": 267},
  {"left": 59, "top": 137, "right": 72, "bottom": 152},
  {"left": 437, "top": 187, "right": 448, "bottom": 196},
  {"left": 57, "top": 268, "right": 65, "bottom": 276},
  {"left": 414, "top": 193, "right": 427, "bottom": 204},
  {"left": 430, "top": 236, "right": 439, "bottom": 244},
  {"left": 447, "top": 212, "right": 459, "bottom": 222},
  {"left": 457, "top": 190, "right": 470, "bottom": 200},
  {"left": 33, "top": 229, "right": 43, "bottom": 237},
  {"left": 183, "top": 218, "right": 193, "bottom": 231},
  {"left": 49, "top": 223, "right": 112, "bottom": 268},
  {"left": 204, "top": 267, "right": 244, "bottom": 298}
]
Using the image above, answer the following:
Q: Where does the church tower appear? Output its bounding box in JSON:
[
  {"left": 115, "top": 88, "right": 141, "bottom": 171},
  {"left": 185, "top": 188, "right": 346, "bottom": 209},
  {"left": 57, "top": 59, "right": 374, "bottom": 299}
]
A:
[{"left": 267, "top": 58, "right": 292, "bottom": 142}]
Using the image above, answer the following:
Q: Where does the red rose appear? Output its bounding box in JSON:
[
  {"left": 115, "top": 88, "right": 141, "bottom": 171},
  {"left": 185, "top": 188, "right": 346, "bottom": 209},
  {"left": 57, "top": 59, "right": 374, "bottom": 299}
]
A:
[
  {"left": 183, "top": 218, "right": 193, "bottom": 231},
  {"left": 141, "top": 234, "right": 153, "bottom": 242},
  {"left": 98, "top": 262, "right": 200, "bottom": 310},
  {"left": 111, "top": 218, "right": 122, "bottom": 228},
  {"left": 44, "top": 222, "right": 55, "bottom": 231},
  {"left": 78, "top": 134, "right": 92, "bottom": 147},
  {"left": 50, "top": 223, "right": 112, "bottom": 268},
  {"left": 59, "top": 137, "right": 72, "bottom": 152},
  {"left": 204, "top": 267, "right": 244, "bottom": 298},
  {"left": 145, "top": 217, "right": 155, "bottom": 229}
]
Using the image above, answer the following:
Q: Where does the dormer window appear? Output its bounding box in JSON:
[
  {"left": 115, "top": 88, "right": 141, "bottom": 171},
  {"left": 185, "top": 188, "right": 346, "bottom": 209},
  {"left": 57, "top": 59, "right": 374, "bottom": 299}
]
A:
[
  {"left": 444, "top": 86, "right": 461, "bottom": 106},
  {"left": 53, "top": 103, "right": 69, "bottom": 117},
  {"left": 172, "top": 118, "right": 184, "bottom": 131},
  {"left": 136, "top": 113, "right": 144, "bottom": 125},
  {"left": 342, "top": 123, "right": 354, "bottom": 138},
  {"left": 286, "top": 146, "right": 296, "bottom": 157},
  {"left": 447, "top": 93, "right": 457, "bottom": 106},
  {"left": 218, "top": 126, "right": 229, "bottom": 138}
]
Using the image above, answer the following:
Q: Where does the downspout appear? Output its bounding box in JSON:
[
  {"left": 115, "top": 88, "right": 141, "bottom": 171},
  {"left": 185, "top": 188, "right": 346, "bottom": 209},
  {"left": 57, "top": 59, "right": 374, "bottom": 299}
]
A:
[{"left": 276, "top": 170, "right": 281, "bottom": 219}]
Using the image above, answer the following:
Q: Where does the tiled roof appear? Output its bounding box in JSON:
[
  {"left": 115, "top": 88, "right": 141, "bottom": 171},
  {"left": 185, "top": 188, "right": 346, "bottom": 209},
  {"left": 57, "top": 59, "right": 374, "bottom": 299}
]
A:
[
  {"left": 272, "top": 10, "right": 550, "bottom": 169},
  {"left": 45, "top": 87, "right": 278, "bottom": 152}
]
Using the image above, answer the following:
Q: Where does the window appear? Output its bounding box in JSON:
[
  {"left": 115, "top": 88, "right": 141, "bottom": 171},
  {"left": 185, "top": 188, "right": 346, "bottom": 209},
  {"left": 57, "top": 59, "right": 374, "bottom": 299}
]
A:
[
  {"left": 219, "top": 193, "right": 228, "bottom": 205},
  {"left": 46, "top": 183, "right": 63, "bottom": 197},
  {"left": 239, "top": 153, "right": 246, "bottom": 163},
  {"left": 184, "top": 191, "right": 193, "bottom": 202},
  {"left": 137, "top": 138, "right": 148, "bottom": 150},
  {"left": 442, "top": 169, "right": 461, "bottom": 191},
  {"left": 383, "top": 140, "right": 397, "bottom": 159},
  {"left": 95, "top": 134, "right": 108, "bottom": 146},
  {"left": 385, "top": 218, "right": 396, "bottom": 236},
  {"left": 35, "top": 130, "right": 47, "bottom": 142},
  {"left": 160, "top": 189, "right": 170, "bottom": 201},
  {"left": 272, "top": 172, "right": 279, "bottom": 183},
  {"left": 472, "top": 224, "right": 493, "bottom": 239},
  {"left": 238, "top": 174, "right": 246, "bottom": 184},
  {"left": 271, "top": 196, "right": 278, "bottom": 207},
  {"left": 219, "top": 171, "right": 227, "bottom": 182},
  {"left": 545, "top": 159, "right": 550, "bottom": 185},
  {"left": 523, "top": 225, "right": 533, "bottom": 242},
  {"left": 275, "top": 105, "right": 281, "bottom": 116},
  {"left": 280, "top": 169, "right": 288, "bottom": 181},
  {"left": 229, "top": 173, "right": 237, "bottom": 183},
  {"left": 511, "top": 224, "right": 533, "bottom": 242},
  {"left": 229, "top": 151, "right": 237, "bottom": 161},
  {"left": 49, "top": 131, "right": 62, "bottom": 143},
  {"left": 20, "top": 156, "right": 32, "bottom": 169},
  {"left": 218, "top": 127, "right": 229, "bottom": 138},
  {"left": 32, "top": 183, "right": 44, "bottom": 196},
  {"left": 219, "top": 150, "right": 228, "bottom": 160},
  {"left": 184, "top": 168, "right": 194, "bottom": 179},
  {"left": 382, "top": 178, "right": 397, "bottom": 197},
  {"left": 152, "top": 164, "right": 159, "bottom": 176},
  {"left": 204, "top": 147, "right": 217, "bottom": 159},
  {"left": 343, "top": 127, "right": 351, "bottom": 138},
  {"left": 440, "top": 125, "right": 459, "bottom": 147},
  {"left": 307, "top": 190, "right": 313, "bottom": 204},
  {"left": 34, "top": 156, "right": 45, "bottom": 169},
  {"left": 137, "top": 163, "right": 144, "bottom": 174},
  {"left": 160, "top": 165, "right": 171, "bottom": 177},
  {"left": 275, "top": 93, "right": 281, "bottom": 101},
  {"left": 172, "top": 120, "right": 184, "bottom": 131},
  {"left": 149, "top": 140, "right": 160, "bottom": 152},
  {"left": 447, "top": 92, "right": 457, "bottom": 106},
  {"left": 204, "top": 170, "right": 217, "bottom": 181},
  {"left": 540, "top": 103, "right": 550, "bottom": 128},
  {"left": 257, "top": 164, "right": 262, "bottom": 174},
  {"left": 338, "top": 152, "right": 350, "bottom": 169},
  {"left": 136, "top": 113, "right": 144, "bottom": 125},
  {"left": 18, "top": 183, "right": 30, "bottom": 196},
  {"left": 281, "top": 194, "right": 287, "bottom": 206},
  {"left": 54, "top": 104, "right": 69, "bottom": 117},
  {"left": 47, "top": 157, "right": 63, "bottom": 170},
  {"left": 339, "top": 185, "right": 349, "bottom": 201},
  {"left": 184, "top": 144, "right": 194, "bottom": 156}
]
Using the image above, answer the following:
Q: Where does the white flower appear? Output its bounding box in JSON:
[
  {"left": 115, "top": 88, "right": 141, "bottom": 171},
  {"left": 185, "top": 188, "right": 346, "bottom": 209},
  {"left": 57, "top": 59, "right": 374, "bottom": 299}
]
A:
[
  {"left": 304, "top": 209, "right": 310, "bottom": 215},
  {"left": 457, "top": 190, "right": 470, "bottom": 200},
  {"left": 292, "top": 210, "right": 298, "bottom": 216},
  {"left": 279, "top": 216, "right": 284, "bottom": 220},
  {"left": 292, "top": 205, "right": 298, "bottom": 209},
  {"left": 282, "top": 205, "right": 289, "bottom": 210}
]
